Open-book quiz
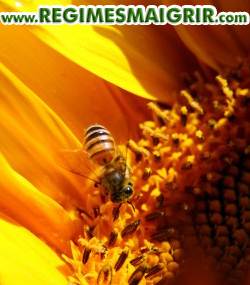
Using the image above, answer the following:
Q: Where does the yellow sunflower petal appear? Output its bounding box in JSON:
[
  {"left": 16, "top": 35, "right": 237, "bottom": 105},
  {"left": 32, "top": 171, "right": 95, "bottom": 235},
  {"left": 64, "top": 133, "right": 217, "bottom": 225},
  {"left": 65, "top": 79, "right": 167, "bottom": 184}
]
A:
[
  {"left": 0, "top": 60, "right": 92, "bottom": 204},
  {"left": 0, "top": 213, "right": 69, "bottom": 285},
  {"left": 1, "top": 1, "right": 198, "bottom": 103},
  {"left": 0, "top": 62, "right": 84, "bottom": 251},
  {"left": 35, "top": 24, "right": 197, "bottom": 103},
  {"left": 0, "top": 24, "right": 149, "bottom": 139},
  {"left": 0, "top": 153, "right": 81, "bottom": 252}
]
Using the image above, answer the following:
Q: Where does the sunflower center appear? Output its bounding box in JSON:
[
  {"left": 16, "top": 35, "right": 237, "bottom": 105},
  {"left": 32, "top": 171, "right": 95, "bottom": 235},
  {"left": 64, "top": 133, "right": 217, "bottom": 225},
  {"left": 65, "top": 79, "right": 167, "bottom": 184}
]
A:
[{"left": 64, "top": 60, "right": 250, "bottom": 285}]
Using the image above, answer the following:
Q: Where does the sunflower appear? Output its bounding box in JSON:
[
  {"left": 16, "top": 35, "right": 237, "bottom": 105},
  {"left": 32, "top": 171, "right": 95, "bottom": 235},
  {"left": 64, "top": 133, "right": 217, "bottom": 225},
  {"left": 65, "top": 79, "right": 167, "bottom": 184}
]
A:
[{"left": 0, "top": 1, "right": 250, "bottom": 285}]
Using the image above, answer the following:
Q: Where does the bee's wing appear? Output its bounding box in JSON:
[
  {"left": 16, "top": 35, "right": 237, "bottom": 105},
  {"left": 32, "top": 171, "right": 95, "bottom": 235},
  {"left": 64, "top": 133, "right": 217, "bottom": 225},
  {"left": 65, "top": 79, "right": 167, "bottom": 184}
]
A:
[
  {"left": 59, "top": 148, "right": 100, "bottom": 183},
  {"left": 116, "top": 145, "right": 126, "bottom": 158},
  {"left": 113, "top": 145, "right": 130, "bottom": 176}
]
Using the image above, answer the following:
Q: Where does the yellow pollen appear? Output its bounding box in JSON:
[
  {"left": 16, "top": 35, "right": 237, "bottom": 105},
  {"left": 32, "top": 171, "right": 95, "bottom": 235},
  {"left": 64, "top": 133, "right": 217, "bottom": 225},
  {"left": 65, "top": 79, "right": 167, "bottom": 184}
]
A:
[
  {"left": 148, "top": 102, "right": 169, "bottom": 122},
  {"left": 195, "top": 129, "right": 204, "bottom": 140},
  {"left": 214, "top": 117, "right": 228, "bottom": 130},
  {"left": 128, "top": 139, "right": 150, "bottom": 157},
  {"left": 236, "top": 87, "right": 249, "bottom": 97},
  {"left": 150, "top": 188, "right": 161, "bottom": 197},
  {"left": 180, "top": 106, "right": 188, "bottom": 115},
  {"left": 181, "top": 90, "right": 204, "bottom": 115}
]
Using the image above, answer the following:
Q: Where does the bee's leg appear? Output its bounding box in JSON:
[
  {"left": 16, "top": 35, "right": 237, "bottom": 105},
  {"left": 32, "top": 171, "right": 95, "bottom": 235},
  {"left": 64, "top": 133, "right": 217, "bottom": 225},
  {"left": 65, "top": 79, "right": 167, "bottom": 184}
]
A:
[
  {"left": 77, "top": 207, "right": 94, "bottom": 221},
  {"left": 94, "top": 181, "right": 101, "bottom": 188},
  {"left": 112, "top": 203, "right": 122, "bottom": 221},
  {"left": 99, "top": 185, "right": 109, "bottom": 204},
  {"left": 100, "top": 193, "right": 109, "bottom": 204},
  {"left": 127, "top": 200, "right": 135, "bottom": 212}
]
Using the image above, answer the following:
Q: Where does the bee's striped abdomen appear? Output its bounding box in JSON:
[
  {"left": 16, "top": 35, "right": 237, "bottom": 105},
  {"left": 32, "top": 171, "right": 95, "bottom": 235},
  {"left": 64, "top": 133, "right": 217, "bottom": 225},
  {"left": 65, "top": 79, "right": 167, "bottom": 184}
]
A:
[{"left": 84, "top": 124, "right": 116, "bottom": 165}]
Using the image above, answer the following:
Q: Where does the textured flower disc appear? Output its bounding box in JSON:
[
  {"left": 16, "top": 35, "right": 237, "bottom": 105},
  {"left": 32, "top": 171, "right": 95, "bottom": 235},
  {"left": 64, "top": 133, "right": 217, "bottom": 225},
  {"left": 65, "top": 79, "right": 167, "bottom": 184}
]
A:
[{"left": 64, "top": 59, "right": 250, "bottom": 285}]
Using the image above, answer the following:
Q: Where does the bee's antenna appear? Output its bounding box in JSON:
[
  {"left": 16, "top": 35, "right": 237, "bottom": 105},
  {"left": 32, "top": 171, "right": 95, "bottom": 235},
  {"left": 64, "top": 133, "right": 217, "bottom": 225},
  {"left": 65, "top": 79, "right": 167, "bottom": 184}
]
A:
[
  {"left": 112, "top": 203, "right": 122, "bottom": 221},
  {"left": 127, "top": 200, "right": 135, "bottom": 212}
]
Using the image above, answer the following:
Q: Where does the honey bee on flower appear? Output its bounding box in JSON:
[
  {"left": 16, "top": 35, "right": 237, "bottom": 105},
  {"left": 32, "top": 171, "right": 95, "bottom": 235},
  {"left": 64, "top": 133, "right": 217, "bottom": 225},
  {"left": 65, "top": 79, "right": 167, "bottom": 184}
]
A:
[{"left": 83, "top": 124, "right": 134, "bottom": 204}]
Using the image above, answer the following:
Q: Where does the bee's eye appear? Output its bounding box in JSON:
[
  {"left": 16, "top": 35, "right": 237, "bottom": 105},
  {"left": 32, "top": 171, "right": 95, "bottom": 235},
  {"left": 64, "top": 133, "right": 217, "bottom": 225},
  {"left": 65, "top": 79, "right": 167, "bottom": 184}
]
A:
[
  {"left": 128, "top": 182, "right": 133, "bottom": 186},
  {"left": 124, "top": 185, "right": 133, "bottom": 196}
]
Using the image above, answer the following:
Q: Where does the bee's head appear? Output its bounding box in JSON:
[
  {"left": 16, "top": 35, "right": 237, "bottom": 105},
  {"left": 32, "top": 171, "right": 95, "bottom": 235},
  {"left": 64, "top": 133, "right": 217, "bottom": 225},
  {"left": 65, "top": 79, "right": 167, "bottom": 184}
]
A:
[
  {"left": 122, "top": 182, "right": 133, "bottom": 199},
  {"left": 111, "top": 182, "right": 133, "bottom": 203}
]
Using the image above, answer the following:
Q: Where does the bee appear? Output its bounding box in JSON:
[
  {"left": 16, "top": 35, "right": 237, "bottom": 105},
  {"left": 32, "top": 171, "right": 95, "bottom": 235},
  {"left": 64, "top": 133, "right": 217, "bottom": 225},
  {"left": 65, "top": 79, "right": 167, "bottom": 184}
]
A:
[{"left": 84, "top": 124, "right": 133, "bottom": 204}]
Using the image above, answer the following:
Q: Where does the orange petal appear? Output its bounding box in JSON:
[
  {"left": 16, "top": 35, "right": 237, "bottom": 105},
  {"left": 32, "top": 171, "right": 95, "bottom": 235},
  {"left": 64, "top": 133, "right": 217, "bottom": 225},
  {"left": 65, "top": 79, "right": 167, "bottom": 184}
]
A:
[
  {"left": 164, "top": 0, "right": 248, "bottom": 70},
  {"left": 1, "top": 1, "right": 198, "bottom": 103},
  {"left": 215, "top": 0, "right": 250, "bottom": 52},
  {"left": 0, "top": 152, "right": 81, "bottom": 253},
  {"left": 0, "top": 24, "right": 148, "bottom": 138},
  {"left": 0, "top": 212, "right": 69, "bottom": 285},
  {"left": 0, "top": 60, "right": 93, "bottom": 204},
  {"left": 35, "top": 24, "right": 197, "bottom": 103}
]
